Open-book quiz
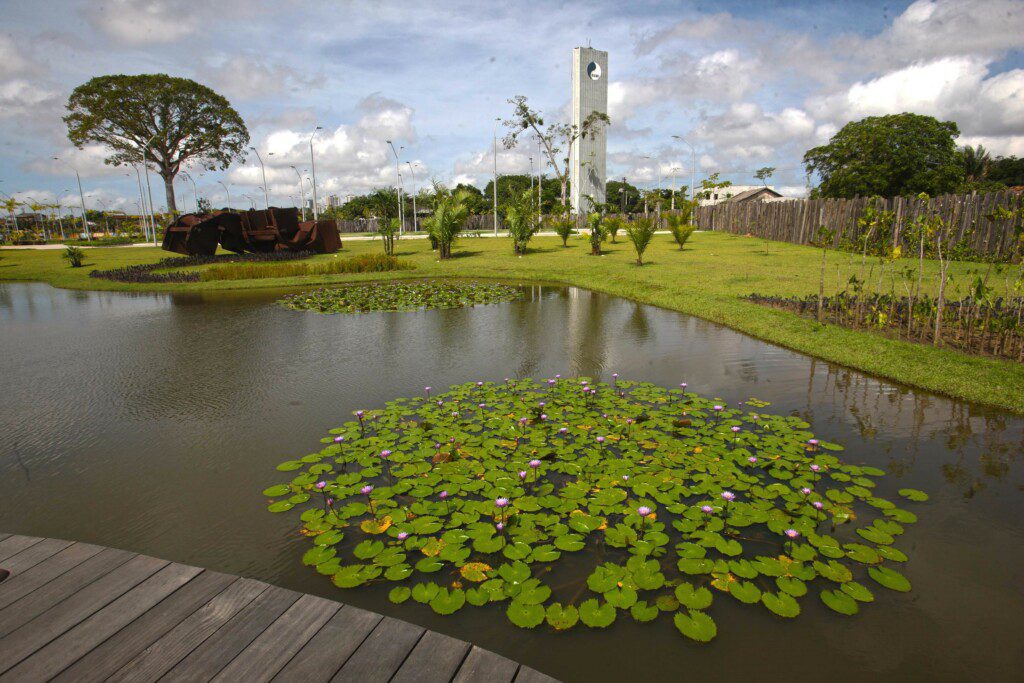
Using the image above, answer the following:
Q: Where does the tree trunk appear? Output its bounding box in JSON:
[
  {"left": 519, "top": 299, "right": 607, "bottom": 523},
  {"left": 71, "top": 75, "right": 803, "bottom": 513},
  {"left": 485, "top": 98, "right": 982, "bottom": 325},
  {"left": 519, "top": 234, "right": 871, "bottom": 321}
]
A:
[{"left": 161, "top": 171, "right": 177, "bottom": 214}]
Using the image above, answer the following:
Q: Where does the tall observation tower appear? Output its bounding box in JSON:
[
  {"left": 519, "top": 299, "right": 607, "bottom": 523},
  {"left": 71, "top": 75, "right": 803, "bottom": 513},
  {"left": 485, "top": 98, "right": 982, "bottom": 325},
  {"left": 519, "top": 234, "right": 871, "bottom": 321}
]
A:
[{"left": 569, "top": 46, "right": 608, "bottom": 215}]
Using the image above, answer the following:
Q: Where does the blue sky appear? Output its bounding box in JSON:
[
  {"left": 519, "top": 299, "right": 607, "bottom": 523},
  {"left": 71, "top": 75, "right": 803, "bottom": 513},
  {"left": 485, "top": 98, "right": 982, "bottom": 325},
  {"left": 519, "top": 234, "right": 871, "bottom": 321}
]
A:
[{"left": 1, "top": 0, "right": 1022, "bottom": 212}]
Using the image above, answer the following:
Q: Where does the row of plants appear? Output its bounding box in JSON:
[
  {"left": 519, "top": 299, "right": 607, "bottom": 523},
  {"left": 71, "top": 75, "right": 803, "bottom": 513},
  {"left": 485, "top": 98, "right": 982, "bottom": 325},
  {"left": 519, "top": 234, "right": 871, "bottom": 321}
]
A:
[
  {"left": 279, "top": 281, "right": 520, "bottom": 314},
  {"left": 201, "top": 253, "right": 410, "bottom": 282},
  {"left": 748, "top": 291, "right": 1024, "bottom": 361},
  {"left": 263, "top": 377, "right": 925, "bottom": 642},
  {"left": 89, "top": 250, "right": 316, "bottom": 283}
]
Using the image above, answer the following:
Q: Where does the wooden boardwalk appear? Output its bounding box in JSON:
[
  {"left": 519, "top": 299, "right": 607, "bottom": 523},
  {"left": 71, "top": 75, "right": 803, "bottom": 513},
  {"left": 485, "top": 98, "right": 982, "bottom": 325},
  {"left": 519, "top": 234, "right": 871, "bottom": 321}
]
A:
[{"left": 0, "top": 533, "right": 558, "bottom": 683}]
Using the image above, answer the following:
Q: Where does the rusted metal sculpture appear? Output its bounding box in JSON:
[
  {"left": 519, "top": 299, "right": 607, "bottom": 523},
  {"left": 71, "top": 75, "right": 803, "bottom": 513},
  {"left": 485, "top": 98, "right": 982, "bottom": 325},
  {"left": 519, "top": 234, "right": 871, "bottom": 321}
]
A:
[{"left": 162, "top": 207, "right": 341, "bottom": 256}]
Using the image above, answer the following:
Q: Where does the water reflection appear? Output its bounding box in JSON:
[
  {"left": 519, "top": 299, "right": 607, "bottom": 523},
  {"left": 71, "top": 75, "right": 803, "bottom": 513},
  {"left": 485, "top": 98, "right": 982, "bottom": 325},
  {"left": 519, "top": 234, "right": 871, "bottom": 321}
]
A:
[{"left": 0, "top": 281, "right": 1021, "bottom": 681}]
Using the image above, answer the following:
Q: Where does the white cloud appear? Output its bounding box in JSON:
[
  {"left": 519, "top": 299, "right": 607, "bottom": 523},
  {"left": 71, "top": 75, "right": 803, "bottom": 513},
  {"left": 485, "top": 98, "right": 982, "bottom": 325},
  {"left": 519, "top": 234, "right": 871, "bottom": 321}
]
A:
[
  {"left": 82, "top": 0, "right": 201, "bottom": 46},
  {"left": 206, "top": 56, "right": 324, "bottom": 101},
  {"left": 695, "top": 103, "right": 817, "bottom": 162},
  {"left": 0, "top": 80, "right": 62, "bottom": 121}
]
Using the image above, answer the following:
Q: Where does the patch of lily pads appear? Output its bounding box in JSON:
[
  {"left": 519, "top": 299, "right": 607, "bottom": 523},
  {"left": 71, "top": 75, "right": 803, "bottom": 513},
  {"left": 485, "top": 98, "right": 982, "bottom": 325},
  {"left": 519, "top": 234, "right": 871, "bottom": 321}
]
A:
[
  {"left": 263, "top": 377, "right": 927, "bottom": 642},
  {"left": 279, "top": 281, "right": 521, "bottom": 314}
]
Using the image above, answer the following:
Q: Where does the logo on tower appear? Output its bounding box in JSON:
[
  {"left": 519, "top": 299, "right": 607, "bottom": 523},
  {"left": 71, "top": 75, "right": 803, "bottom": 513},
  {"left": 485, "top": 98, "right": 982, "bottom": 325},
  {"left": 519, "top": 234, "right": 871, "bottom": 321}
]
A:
[{"left": 570, "top": 47, "right": 608, "bottom": 215}]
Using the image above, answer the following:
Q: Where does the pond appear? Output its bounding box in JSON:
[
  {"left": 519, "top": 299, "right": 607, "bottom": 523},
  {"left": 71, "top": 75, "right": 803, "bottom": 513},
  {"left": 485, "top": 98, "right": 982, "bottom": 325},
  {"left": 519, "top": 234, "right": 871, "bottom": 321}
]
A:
[{"left": 0, "top": 281, "right": 1021, "bottom": 680}]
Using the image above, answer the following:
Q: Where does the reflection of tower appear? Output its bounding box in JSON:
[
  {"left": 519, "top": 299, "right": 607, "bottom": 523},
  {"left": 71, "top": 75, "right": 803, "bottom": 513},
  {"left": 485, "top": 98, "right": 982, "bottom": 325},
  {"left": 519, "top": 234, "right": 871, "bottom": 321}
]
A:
[{"left": 570, "top": 46, "right": 608, "bottom": 215}]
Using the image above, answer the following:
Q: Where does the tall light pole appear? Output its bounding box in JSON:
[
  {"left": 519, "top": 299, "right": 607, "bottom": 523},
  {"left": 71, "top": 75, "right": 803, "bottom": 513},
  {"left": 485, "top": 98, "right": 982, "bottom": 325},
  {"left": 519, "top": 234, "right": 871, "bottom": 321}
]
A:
[
  {"left": 56, "top": 189, "right": 71, "bottom": 240},
  {"left": 529, "top": 156, "right": 535, "bottom": 215},
  {"left": 249, "top": 147, "right": 270, "bottom": 210},
  {"left": 242, "top": 193, "right": 256, "bottom": 210},
  {"left": 385, "top": 140, "right": 404, "bottom": 234},
  {"left": 405, "top": 161, "right": 419, "bottom": 232},
  {"left": 492, "top": 117, "right": 500, "bottom": 236},
  {"left": 217, "top": 180, "right": 232, "bottom": 209},
  {"left": 53, "top": 157, "right": 89, "bottom": 240},
  {"left": 290, "top": 165, "right": 307, "bottom": 220},
  {"left": 128, "top": 166, "right": 151, "bottom": 241},
  {"left": 140, "top": 133, "right": 159, "bottom": 246},
  {"left": 672, "top": 135, "right": 696, "bottom": 205},
  {"left": 669, "top": 166, "right": 681, "bottom": 210},
  {"left": 309, "top": 125, "right": 323, "bottom": 219},
  {"left": 182, "top": 171, "right": 200, "bottom": 213}
]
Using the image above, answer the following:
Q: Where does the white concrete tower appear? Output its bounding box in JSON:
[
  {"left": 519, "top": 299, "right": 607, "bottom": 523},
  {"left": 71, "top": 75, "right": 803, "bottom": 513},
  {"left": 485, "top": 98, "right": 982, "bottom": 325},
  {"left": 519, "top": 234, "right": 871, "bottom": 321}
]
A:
[{"left": 570, "top": 46, "right": 608, "bottom": 215}]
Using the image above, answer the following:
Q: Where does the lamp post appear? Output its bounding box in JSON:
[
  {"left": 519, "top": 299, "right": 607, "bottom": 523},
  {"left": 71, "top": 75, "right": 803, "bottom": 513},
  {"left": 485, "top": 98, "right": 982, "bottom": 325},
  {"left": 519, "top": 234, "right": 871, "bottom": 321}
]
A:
[
  {"left": 672, "top": 135, "right": 696, "bottom": 205},
  {"left": 52, "top": 156, "right": 90, "bottom": 240},
  {"left": 140, "top": 133, "right": 158, "bottom": 246},
  {"left": 56, "top": 189, "right": 71, "bottom": 240},
  {"left": 128, "top": 166, "right": 151, "bottom": 241},
  {"left": 385, "top": 140, "right": 404, "bottom": 234},
  {"left": 492, "top": 117, "right": 500, "bottom": 236},
  {"left": 290, "top": 165, "right": 306, "bottom": 220},
  {"left": 405, "top": 161, "right": 419, "bottom": 232},
  {"left": 242, "top": 193, "right": 256, "bottom": 210},
  {"left": 182, "top": 171, "right": 200, "bottom": 213},
  {"left": 309, "top": 125, "right": 323, "bottom": 219},
  {"left": 217, "top": 180, "right": 232, "bottom": 210},
  {"left": 97, "top": 198, "right": 110, "bottom": 234},
  {"left": 669, "top": 166, "right": 681, "bottom": 211},
  {"left": 249, "top": 147, "right": 270, "bottom": 210}
]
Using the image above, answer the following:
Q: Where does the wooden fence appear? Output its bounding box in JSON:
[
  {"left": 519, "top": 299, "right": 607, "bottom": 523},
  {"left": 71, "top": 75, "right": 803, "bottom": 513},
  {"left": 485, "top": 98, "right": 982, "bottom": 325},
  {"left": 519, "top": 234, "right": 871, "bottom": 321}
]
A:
[
  {"left": 335, "top": 214, "right": 508, "bottom": 234},
  {"left": 693, "top": 191, "right": 1024, "bottom": 258}
]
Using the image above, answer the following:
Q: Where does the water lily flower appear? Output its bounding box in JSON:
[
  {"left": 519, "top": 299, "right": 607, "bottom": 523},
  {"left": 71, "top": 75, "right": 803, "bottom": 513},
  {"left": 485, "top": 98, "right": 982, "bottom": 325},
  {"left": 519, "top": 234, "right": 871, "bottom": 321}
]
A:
[
  {"left": 315, "top": 481, "right": 326, "bottom": 490},
  {"left": 452, "top": 411, "right": 459, "bottom": 418},
  {"left": 361, "top": 485, "right": 373, "bottom": 495},
  {"left": 558, "top": 427, "right": 568, "bottom": 435},
  {"left": 626, "top": 418, "right": 634, "bottom": 424},
  {"left": 538, "top": 401, "right": 546, "bottom": 407},
  {"left": 356, "top": 410, "right": 364, "bottom": 418},
  {"left": 613, "top": 373, "right": 619, "bottom": 378},
  {"left": 701, "top": 505, "right": 713, "bottom": 514},
  {"left": 680, "top": 383, "right": 687, "bottom": 389},
  {"left": 326, "top": 498, "right": 333, "bottom": 506},
  {"left": 437, "top": 400, "right": 444, "bottom": 406},
  {"left": 380, "top": 449, "right": 391, "bottom": 458},
  {"left": 529, "top": 459, "right": 541, "bottom": 469},
  {"left": 808, "top": 438, "right": 819, "bottom": 446},
  {"left": 812, "top": 501, "right": 825, "bottom": 510},
  {"left": 424, "top": 387, "right": 431, "bottom": 394},
  {"left": 519, "top": 417, "right": 528, "bottom": 425},
  {"left": 622, "top": 475, "right": 630, "bottom": 481},
  {"left": 548, "top": 379, "right": 556, "bottom": 385},
  {"left": 785, "top": 529, "right": 800, "bottom": 539},
  {"left": 721, "top": 491, "right": 736, "bottom": 501},
  {"left": 479, "top": 403, "right": 486, "bottom": 409},
  {"left": 439, "top": 490, "right": 449, "bottom": 500},
  {"left": 713, "top": 405, "right": 723, "bottom": 411},
  {"left": 748, "top": 456, "right": 758, "bottom": 463},
  {"left": 637, "top": 506, "right": 652, "bottom": 516},
  {"left": 800, "top": 487, "right": 812, "bottom": 495},
  {"left": 519, "top": 470, "right": 527, "bottom": 479},
  {"left": 581, "top": 380, "right": 588, "bottom": 386},
  {"left": 751, "top": 415, "right": 760, "bottom": 421},
  {"left": 333, "top": 436, "right": 345, "bottom": 443},
  {"left": 496, "top": 522, "right": 504, "bottom": 531},
  {"left": 495, "top": 497, "right": 509, "bottom": 508},
  {"left": 596, "top": 436, "right": 605, "bottom": 444},
  {"left": 397, "top": 531, "right": 409, "bottom": 541},
  {"left": 810, "top": 464, "right": 821, "bottom": 472},
  {"left": 731, "top": 426, "right": 741, "bottom": 433}
]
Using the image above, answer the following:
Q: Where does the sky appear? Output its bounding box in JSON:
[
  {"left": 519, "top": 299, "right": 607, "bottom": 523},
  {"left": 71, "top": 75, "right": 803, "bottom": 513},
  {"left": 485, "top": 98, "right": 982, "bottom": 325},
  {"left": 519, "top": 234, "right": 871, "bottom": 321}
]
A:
[{"left": 1, "top": 0, "right": 1023, "bottom": 213}]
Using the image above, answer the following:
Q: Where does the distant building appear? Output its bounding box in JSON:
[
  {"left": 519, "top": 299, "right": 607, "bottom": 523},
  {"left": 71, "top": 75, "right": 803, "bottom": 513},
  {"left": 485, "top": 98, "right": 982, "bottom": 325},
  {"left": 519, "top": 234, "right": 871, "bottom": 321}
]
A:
[
  {"left": 698, "top": 185, "right": 785, "bottom": 206},
  {"left": 326, "top": 194, "right": 341, "bottom": 208}
]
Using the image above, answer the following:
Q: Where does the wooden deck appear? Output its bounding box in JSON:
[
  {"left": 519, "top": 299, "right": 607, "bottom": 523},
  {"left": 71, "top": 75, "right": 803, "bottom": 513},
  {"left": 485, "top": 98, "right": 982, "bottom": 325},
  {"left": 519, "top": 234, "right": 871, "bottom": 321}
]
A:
[{"left": 0, "top": 533, "right": 559, "bottom": 682}]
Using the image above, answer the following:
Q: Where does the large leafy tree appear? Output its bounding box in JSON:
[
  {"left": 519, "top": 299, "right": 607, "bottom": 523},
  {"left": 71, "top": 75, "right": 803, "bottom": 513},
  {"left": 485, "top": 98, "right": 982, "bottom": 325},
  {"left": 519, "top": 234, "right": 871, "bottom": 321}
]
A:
[
  {"left": 64, "top": 74, "right": 249, "bottom": 213},
  {"left": 803, "top": 113, "right": 961, "bottom": 198}
]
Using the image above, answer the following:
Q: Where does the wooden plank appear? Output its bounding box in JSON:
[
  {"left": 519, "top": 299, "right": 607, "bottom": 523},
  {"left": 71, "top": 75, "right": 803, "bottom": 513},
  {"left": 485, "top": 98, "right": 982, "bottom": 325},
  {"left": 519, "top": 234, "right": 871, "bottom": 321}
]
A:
[
  {"left": 0, "top": 553, "right": 166, "bottom": 675},
  {"left": 515, "top": 665, "right": 560, "bottom": 683},
  {"left": 212, "top": 593, "right": 339, "bottom": 682},
  {"left": 0, "top": 538, "right": 72, "bottom": 578},
  {"left": 107, "top": 577, "right": 268, "bottom": 682},
  {"left": 0, "top": 533, "right": 10, "bottom": 543},
  {"left": 331, "top": 616, "right": 424, "bottom": 683},
  {"left": 452, "top": 646, "right": 520, "bottom": 683},
  {"left": 271, "top": 604, "right": 382, "bottom": 683},
  {"left": 159, "top": 584, "right": 300, "bottom": 682},
  {"left": 0, "top": 535, "right": 43, "bottom": 562},
  {"left": 391, "top": 629, "right": 471, "bottom": 683},
  {"left": 51, "top": 570, "right": 236, "bottom": 683},
  {"left": 0, "top": 547, "right": 133, "bottom": 638},
  {"left": 1, "top": 562, "right": 201, "bottom": 681},
  {"left": 0, "top": 542, "right": 104, "bottom": 612}
]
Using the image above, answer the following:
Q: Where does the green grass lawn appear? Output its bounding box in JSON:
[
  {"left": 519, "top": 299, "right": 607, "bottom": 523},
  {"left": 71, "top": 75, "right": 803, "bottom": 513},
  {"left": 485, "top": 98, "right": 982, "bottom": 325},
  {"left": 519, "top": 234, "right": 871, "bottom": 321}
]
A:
[{"left": 3, "top": 231, "right": 1022, "bottom": 413}]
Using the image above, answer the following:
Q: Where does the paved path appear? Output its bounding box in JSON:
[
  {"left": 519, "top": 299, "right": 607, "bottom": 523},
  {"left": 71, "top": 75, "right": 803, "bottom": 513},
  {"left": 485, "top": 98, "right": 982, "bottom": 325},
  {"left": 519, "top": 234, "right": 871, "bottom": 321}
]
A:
[{"left": 0, "top": 532, "right": 558, "bottom": 683}]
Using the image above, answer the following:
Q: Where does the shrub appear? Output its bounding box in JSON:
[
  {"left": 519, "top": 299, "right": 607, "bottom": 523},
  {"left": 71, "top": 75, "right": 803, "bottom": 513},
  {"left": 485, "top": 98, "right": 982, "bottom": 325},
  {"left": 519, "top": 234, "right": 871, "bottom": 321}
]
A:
[
  {"left": 624, "top": 216, "right": 658, "bottom": 265},
  {"left": 605, "top": 216, "right": 624, "bottom": 243},
  {"left": 90, "top": 251, "right": 315, "bottom": 283},
  {"left": 62, "top": 245, "right": 85, "bottom": 267},
  {"left": 666, "top": 214, "right": 697, "bottom": 250},
  {"left": 587, "top": 213, "right": 605, "bottom": 255},
  {"left": 424, "top": 183, "right": 471, "bottom": 259},
  {"left": 201, "top": 253, "right": 411, "bottom": 281},
  {"left": 505, "top": 189, "right": 539, "bottom": 255},
  {"left": 551, "top": 216, "right": 575, "bottom": 247}
]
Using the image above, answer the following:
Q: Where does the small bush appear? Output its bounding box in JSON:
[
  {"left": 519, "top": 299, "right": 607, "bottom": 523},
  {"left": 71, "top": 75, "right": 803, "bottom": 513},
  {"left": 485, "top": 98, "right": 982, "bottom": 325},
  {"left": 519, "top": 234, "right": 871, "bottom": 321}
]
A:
[
  {"left": 624, "top": 216, "right": 658, "bottom": 265},
  {"left": 666, "top": 214, "right": 697, "bottom": 250},
  {"left": 551, "top": 216, "right": 575, "bottom": 247},
  {"left": 62, "top": 246, "right": 85, "bottom": 268},
  {"left": 201, "top": 253, "right": 411, "bottom": 281}
]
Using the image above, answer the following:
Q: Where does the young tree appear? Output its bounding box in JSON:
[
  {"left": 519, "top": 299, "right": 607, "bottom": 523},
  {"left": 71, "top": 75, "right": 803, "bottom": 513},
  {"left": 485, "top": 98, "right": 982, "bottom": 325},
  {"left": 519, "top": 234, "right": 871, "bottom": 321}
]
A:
[
  {"left": 803, "top": 113, "right": 961, "bottom": 198},
  {"left": 666, "top": 212, "right": 696, "bottom": 250},
  {"left": 501, "top": 95, "right": 610, "bottom": 209},
  {"left": 366, "top": 188, "right": 400, "bottom": 256},
  {"left": 604, "top": 215, "right": 624, "bottom": 243},
  {"left": 64, "top": 74, "right": 249, "bottom": 214},
  {"left": 624, "top": 216, "right": 658, "bottom": 265},
  {"left": 504, "top": 189, "right": 539, "bottom": 255},
  {"left": 423, "top": 183, "right": 471, "bottom": 259},
  {"left": 754, "top": 166, "right": 775, "bottom": 186},
  {"left": 587, "top": 213, "right": 605, "bottom": 256}
]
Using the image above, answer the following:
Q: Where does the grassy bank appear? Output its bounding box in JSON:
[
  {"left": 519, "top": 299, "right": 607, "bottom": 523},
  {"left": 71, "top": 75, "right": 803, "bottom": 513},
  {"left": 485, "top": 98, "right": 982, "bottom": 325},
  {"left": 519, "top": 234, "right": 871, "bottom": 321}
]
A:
[{"left": 2, "top": 232, "right": 1022, "bottom": 413}]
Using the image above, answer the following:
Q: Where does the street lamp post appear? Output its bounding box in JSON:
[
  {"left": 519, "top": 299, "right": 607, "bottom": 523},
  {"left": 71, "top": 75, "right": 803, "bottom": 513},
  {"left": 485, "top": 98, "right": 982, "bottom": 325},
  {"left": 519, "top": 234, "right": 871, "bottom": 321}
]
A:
[
  {"left": 217, "top": 181, "right": 232, "bottom": 210},
  {"left": 672, "top": 135, "right": 696, "bottom": 205},
  {"left": 385, "top": 140, "right": 404, "bottom": 235},
  {"left": 128, "top": 167, "right": 151, "bottom": 241},
  {"left": 669, "top": 166, "right": 681, "bottom": 211},
  {"left": 290, "top": 166, "right": 307, "bottom": 221},
  {"left": 492, "top": 117, "right": 500, "bottom": 236},
  {"left": 309, "top": 125, "right": 323, "bottom": 220},
  {"left": 140, "top": 133, "right": 159, "bottom": 246},
  {"left": 53, "top": 157, "right": 90, "bottom": 240},
  {"left": 182, "top": 171, "right": 200, "bottom": 213},
  {"left": 249, "top": 147, "right": 270, "bottom": 211},
  {"left": 405, "top": 161, "right": 419, "bottom": 232}
]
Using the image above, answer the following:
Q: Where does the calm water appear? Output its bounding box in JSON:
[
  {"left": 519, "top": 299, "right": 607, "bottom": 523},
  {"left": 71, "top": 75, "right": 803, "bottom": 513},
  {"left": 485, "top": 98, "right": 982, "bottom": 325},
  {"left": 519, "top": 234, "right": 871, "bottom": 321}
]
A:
[{"left": 1, "top": 281, "right": 1022, "bottom": 681}]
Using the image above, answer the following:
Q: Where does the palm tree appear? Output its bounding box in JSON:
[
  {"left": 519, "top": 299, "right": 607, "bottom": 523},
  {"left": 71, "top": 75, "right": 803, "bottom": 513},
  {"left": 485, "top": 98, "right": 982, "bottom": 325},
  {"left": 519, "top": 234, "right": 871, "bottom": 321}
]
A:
[
  {"left": 423, "top": 183, "right": 471, "bottom": 259},
  {"left": 2, "top": 197, "right": 19, "bottom": 240},
  {"left": 961, "top": 144, "right": 991, "bottom": 184},
  {"left": 504, "top": 189, "right": 538, "bottom": 255}
]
